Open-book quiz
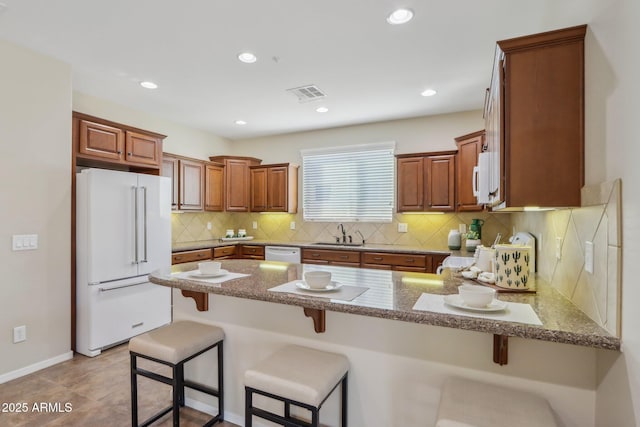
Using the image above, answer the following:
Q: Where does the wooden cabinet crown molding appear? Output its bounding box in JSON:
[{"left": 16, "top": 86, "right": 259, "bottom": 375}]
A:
[{"left": 72, "top": 112, "right": 166, "bottom": 139}]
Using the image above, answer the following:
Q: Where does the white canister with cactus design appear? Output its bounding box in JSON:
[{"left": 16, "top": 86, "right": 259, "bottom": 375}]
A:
[{"left": 493, "top": 245, "right": 532, "bottom": 289}]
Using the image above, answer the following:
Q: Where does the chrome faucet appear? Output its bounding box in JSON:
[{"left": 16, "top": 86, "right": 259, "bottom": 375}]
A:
[{"left": 338, "top": 224, "right": 347, "bottom": 243}]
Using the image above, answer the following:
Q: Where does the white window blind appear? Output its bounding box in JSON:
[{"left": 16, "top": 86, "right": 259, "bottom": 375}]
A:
[{"left": 301, "top": 142, "right": 395, "bottom": 222}]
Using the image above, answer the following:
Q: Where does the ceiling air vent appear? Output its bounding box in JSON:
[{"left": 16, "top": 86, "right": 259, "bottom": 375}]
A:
[{"left": 287, "top": 85, "right": 327, "bottom": 103}]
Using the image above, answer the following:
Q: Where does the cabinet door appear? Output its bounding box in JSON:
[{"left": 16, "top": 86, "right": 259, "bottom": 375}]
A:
[
  {"left": 205, "top": 163, "right": 225, "bottom": 212},
  {"left": 179, "top": 159, "right": 204, "bottom": 211},
  {"left": 78, "top": 120, "right": 124, "bottom": 162},
  {"left": 162, "top": 156, "right": 179, "bottom": 210},
  {"left": 397, "top": 157, "right": 424, "bottom": 212},
  {"left": 125, "top": 131, "right": 162, "bottom": 167},
  {"left": 425, "top": 155, "right": 455, "bottom": 211},
  {"left": 456, "top": 133, "right": 484, "bottom": 211},
  {"left": 226, "top": 159, "right": 250, "bottom": 212},
  {"left": 267, "top": 166, "right": 288, "bottom": 211},
  {"left": 250, "top": 167, "right": 268, "bottom": 212}
]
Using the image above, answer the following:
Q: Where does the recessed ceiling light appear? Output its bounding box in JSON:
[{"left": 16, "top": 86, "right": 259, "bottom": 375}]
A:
[
  {"left": 235, "top": 120, "right": 247, "bottom": 125},
  {"left": 315, "top": 107, "right": 329, "bottom": 113},
  {"left": 421, "top": 88, "right": 437, "bottom": 97},
  {"left": 387, "top": 8, "right": 414, "bottom": 25},
  {"left": 238, "top": 52, "right": 257, "bottom": 63},
  {"left": 140, "top": 81, "right": 158, "bottom": 89}
]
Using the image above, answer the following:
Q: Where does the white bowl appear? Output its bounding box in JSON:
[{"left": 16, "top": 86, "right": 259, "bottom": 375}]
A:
[
  {"left": 304, "top": 271, "right": 332, "bottom": 289},
  {"left": 458, "top": 284, "right": 496, "bottom": 307},
  {"left": 461, "top": 270, "right": 478, "bottom": 279},
  {"left": 198, "top": 261, "right": 221, "bottom": 275}
]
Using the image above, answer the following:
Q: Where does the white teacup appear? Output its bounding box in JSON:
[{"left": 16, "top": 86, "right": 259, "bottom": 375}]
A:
[
  {"left": 198, "top": 261, "right": 221, "bottom": 275},
  {"left": 304, "top": 271, "right": 332, "bottom": 289},
  {"left": 458, "top": 284, "right": 496, "bottom": 307}
]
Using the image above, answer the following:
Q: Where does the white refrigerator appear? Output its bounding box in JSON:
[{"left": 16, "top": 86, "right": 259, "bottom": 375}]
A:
[{"left": 76, "top": 168, "right": 171, "bottom": 357}]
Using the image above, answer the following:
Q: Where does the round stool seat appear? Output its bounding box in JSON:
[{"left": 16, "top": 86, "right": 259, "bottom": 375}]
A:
[
  {"left": 245, "top": 345, "right": 348, "bottom": 407},
  {"left": 129, "top": 320, "right": 224, "bottom": 364}
]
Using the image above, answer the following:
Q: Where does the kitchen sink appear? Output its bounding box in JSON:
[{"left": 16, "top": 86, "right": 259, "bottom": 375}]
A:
[{"left": 311, "top": 242, "right": 364, "bottom": 247}]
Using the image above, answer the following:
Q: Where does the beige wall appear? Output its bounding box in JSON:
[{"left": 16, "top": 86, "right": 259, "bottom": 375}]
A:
[
  {"left": 588, "top": 0, "right": 640, "bottom": 424},
  {"left": 0, "top": 40, "right": 72, "bottom": 377},
  {"left": 229, "top": 110, "right": 484, "bottom": 163},
  {"left": 73, "top": 92, "right": 232, "bottom": 161}
]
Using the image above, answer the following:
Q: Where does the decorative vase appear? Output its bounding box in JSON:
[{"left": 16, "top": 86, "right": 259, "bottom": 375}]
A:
[
  {"left": 448, "top": 229, "right": 461, "bottom": 250},
  {"left": 465, "top": 239, "right": 481, "bottom": 252}
]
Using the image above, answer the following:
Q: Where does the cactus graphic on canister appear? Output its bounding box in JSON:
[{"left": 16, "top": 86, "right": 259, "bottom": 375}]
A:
[{"left": 494, "top": 245, "right": 530, "bottom": 289}]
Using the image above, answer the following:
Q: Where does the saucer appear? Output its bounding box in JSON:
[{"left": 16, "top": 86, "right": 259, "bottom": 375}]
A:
[
  {"left": 295, "top": 281, "right": 342, "bottom": 292},
  {"left": 443, "top": 294, "right": 507, "bottom": 312},
  {"left": 189, "top": 269, "right": 228, "bottom": 279}
]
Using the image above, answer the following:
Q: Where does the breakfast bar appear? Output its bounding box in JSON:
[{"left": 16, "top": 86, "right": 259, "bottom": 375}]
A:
[{"left": 149, "top": 259, "right": 620, "bottom": 356}]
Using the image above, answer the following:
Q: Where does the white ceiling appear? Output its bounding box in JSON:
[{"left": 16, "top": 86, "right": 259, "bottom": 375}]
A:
[{"left": 0, "top": 0, "right": 605, "bottom": 140}]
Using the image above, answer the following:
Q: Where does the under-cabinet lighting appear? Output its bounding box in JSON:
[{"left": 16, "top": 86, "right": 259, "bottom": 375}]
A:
[
  {"left": 402, "top": 212, "right": 445, "bottom": 215},
  {"left": 523, "top": 206, "right": 556, "bottom": 212},
  {"left": 259, "top": 262, "right": 289, "bottom": 271},
  {"left": 401, "top": 276, "right": 444, "bottom": 287}
]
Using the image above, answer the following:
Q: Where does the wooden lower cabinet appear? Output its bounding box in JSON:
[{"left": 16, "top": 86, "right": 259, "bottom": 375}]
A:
[
  {"left": 362, "top": 251, "right": 449, "bottom": 273},
  {"left": 301, "top": 248, "right": 361, "bottom": 267},
  {"left": 171, "top": 248, "right": 212, "bottom": 265},
  {"left": 239, "top": 245, "right": 265, "bottom": 260},
  {"left": 213, "top": 245, "right": 237, "bottom": 259}
]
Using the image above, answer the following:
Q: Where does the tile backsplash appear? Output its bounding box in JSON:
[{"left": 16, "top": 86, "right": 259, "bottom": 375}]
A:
[
  {"left": 512, "top": 179, "right": 622, "bottom": 337},
  {"left": 172, "top": 210, "right": 513, "bottom": 251}
]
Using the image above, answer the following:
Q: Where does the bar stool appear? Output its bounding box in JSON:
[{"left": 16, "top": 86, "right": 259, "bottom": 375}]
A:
[
  {"left": 436, "top": 377, "right": 558, "bottom": 427},
  {"left": 244, "top": 345, "right": 349, "bottom": 427},
  {"left": 129, "top": 320, "right": 224, "bottom": 427}
]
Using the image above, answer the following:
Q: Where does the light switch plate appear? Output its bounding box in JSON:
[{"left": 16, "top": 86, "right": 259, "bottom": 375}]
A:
[
  {"left": 398, "top": 223, "right": 408, "bottom": 233},
  {"left": 206, "top": 222, "right": 212, "bottom": 230},
  {"left": 12, "top": 234, "right": 38, "bottom": 251},
  {"left": 290, "top": 221, "right": 296, "bottom": 230},
  {"left": 555, "top": 237, "right": 562, "bottom": 260},
  {"left": 13, "top": 325, "right": 26, "bottom": 343},
  {"left": 252, "top": 221, "right": 258, "bottom": 230},
  {"left": 585, "top": 241, "right": 594, "bottom": 274}
]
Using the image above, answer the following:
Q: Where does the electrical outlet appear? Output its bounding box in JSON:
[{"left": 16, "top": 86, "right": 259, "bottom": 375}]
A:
[
  {"left": 398, "top": 223, "right": 408, "bottom": 233},
  {"left": 536, "top": 233, "right": 542, "bottom": 253},
  {"left": 459, "top": 224, "right": 467, "bottom": 234},
  {"left": 206, "top": 222, "right": 212, "bottom": 230},
  {"left": 555, "top": 237, "right": 563, "bottom": 260},
  {"left": 13, "top": 325, "right": 26, "bottom": 343},
  {"left": 252, "top": 221, "right": 258, "bottom": 230},
  {"left": 585, "top": 241, "right": 594, "bottom": 274},
  {"left": 290, "top": 221, "right": 296, "bottom": 230}
]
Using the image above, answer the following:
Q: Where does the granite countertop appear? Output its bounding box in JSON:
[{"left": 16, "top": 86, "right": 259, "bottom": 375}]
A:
[
  {"left": 172, "top": 239, "right": 457, "bottom": 256},
  {"left": 149, "top": 259, "right": 620, "bottom": 351}
]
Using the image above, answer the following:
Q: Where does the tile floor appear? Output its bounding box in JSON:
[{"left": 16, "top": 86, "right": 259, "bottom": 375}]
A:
[{"left": 0, "top": 344, "right": 238, "bottom": 427}]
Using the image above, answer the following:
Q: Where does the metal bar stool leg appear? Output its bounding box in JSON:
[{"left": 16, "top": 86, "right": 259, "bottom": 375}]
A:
[
  {"left": 341, "top": 374, "right": 348, "bottom": 426},
  {"left": 245, "top": 388, "right": 253, "bottom": 427},
  {"left": 131, "top": 354, "right": 138, "bottom": 427}
]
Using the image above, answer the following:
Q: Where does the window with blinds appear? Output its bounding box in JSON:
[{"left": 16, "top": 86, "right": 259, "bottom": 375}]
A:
[{"left": 301, "top": 142, "right": 395, "bottom": 222}]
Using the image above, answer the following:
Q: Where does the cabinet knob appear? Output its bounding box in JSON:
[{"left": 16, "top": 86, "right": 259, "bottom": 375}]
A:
[
  {"left": 127, "top": 152, "right": 132, "bottom": 156},
  {"left": 117, "top": 150, "right": 122, "bottom": 154}
]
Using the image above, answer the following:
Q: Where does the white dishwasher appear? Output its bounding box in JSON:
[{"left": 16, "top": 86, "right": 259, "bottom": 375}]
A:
[{"left": 265, "top": 246, "right": 301, "bottom": 263}]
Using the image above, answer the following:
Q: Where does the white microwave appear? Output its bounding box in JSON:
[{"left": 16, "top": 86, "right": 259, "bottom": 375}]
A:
[{"left": 473, "top": 152, "right": 491, "bottom": 205}]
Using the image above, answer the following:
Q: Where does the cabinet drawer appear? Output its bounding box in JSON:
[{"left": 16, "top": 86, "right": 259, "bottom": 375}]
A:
[
  {"left": 240, "top": 245, "right": 265, "bottom": 259},
  {"left": 302, "top": 249, "right": 361, "bottom": 263},
  {"left": 214, "top": 245, "right": 237, "bottom": 258},
  {"left": 171, "top": 249, "right": 212, "bottom": 265},
  {"left": 362, "top": 252, "right": 427, "bottom": 268}
]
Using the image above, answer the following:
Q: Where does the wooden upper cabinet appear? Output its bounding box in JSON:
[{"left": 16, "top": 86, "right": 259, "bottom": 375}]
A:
[
  {"left": 78, "top": 120, "right": 124, "bottom": 161},
  {"left": 204, "top": 162, "right": 225, "bottom": 212},
  {"left": 250, "top": 163, "right": 299, "bottom": 213},
  {"left": 397, "top": 157, "right": 424, "bottom": 211},
  {"left": 425, "top": 154, "right": 455, "bottom": 211},
  {"left": 179, "top": 159, "right": 204, "bottom": 211},
  {"left": 455, "top": 130, "right": 485, "bottom": 212},
  {"left": 487, "top": 25, "right": 586, "bottom": 210},
  {"left": 396, "top": 151, "right": 456, "bottom": 212},
  {"left": 125, "top": 131, "right": 162, "bottom": 166},
  {"left": 73, "top": 112, "right": 165, "bottom": 170},
  {"left": 209, "top": 156, "right": 262, "bottom": 212},
  {"left": 162, "top": 155, "right": 179, "bottom": 210},
  {"left": 250, "top": 167, "right": 268, "bottom": 212}
]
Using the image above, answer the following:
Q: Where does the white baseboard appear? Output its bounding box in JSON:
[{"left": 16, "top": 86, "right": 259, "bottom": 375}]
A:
[
  {"left": 0, "top": 351, "right": 74, "bottom": 384},
  {"left": 184, "top": 397, "right": 254, "bottom": 427}
]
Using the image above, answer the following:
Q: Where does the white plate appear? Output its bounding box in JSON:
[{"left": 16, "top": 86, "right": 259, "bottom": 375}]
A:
[
  {"left": 295, "top": 281, "right": 342, "bottom": 292},
  {"left": 188, "top": 269, "right": 228, "bottom": 278},
  {"left": 443, "top": 294, "right": 508, "bottom": 312}
]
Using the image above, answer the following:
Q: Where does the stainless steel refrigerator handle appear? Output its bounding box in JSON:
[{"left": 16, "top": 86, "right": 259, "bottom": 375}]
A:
[
  {"left": 132, "top": 186, "right": 139, "bottom": 264},
  {"left": 141, "top": 186, "right": 148, "bottom": 263},
  {"left": 98, "top": 281, "right": 148, "bottom": 292}
]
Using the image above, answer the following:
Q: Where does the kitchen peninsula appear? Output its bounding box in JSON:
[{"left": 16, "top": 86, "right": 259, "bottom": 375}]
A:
[{"left": 150, "top": 259, "right": 619, "bottom": 352}]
